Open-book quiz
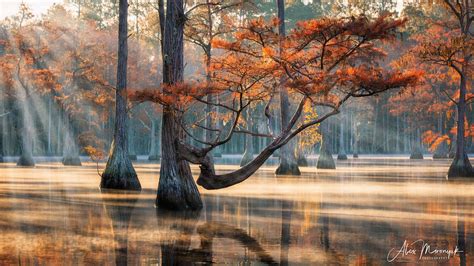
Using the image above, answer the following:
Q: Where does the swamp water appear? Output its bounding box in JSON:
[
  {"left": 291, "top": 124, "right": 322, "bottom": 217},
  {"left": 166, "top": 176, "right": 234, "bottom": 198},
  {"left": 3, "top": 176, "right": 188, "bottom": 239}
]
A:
[{"left": 0, "top": 158, "right": 471, "bottom": 265}]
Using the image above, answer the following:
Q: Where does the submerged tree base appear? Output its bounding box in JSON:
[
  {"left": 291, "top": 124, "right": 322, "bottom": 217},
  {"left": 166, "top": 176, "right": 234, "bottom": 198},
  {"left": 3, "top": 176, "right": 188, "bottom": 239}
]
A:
[
  {"left": 447, "top": 153, "right": 474, "bottom": 179},
  {"left": 17, "top": 155, "right": 35, "bottom": 167},
  {"left": 101, "top": 153, "right": 141, "bottom": 190},
  {"left": 62, "top": 156, "right": 82, "bottom": 166},
  {"left": 275, "top": 162, "right": 301, "bottom": 175},
  {"left": 157, "top": 162, "right": 203, "bottom": 211},
  {"left": 317, "top": 148, "right": 335, "bottom": 169},
  {"left": 337, "top": 153, "right": 348, "bottom": 160}
]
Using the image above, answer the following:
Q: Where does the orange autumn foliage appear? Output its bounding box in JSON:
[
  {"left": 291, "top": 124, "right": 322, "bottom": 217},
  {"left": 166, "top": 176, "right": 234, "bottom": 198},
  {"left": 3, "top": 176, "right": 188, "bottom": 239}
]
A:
[{"left": 128, "top": 14, "right": 420, "bottom": 154}]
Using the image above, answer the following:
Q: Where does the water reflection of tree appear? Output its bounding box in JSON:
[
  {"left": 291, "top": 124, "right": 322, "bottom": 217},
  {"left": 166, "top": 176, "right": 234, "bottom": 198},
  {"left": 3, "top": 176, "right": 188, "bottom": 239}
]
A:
[
  {"left": 156, "top": 209, "right": 204, "bottom": 265},
  {"left": 101, "top": 191, "right": 139, "bottom": 266},
  {"left": 198, "top": 222, "right": 277, "bottom": 265},
  {"left": 456, "top": 199, "right": 467, "bottom": 266},
  {"left": 155, "top": 202, "right": 277, "bottom": 265},
  {"left": 457, "top": 217, "right": 466, "bottom": 266},
  {"left": 280, "top": 200, "right": 292, "bottom": 266}
]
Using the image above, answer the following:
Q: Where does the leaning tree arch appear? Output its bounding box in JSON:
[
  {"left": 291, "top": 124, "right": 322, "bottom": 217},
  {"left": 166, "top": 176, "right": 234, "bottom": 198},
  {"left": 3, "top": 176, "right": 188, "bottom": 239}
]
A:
[{"left": 131, "top": 11, "right": 421, "bottom": 210}]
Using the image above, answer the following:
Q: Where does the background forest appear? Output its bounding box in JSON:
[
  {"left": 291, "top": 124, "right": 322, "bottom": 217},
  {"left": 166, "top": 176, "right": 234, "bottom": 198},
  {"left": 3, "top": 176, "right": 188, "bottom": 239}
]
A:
[{"left": 0, "top": 0, "right": 471, "bottom": 171}]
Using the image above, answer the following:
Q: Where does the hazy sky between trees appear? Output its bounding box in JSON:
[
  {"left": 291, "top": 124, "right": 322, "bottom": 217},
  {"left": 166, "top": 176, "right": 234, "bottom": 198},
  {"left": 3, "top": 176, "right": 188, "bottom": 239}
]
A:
[
  {"left": 0, "top": 0, "right": 59, "bottom": 19},
  {"left": 0, "top": 0, "right": 407, "bottom": 19}
]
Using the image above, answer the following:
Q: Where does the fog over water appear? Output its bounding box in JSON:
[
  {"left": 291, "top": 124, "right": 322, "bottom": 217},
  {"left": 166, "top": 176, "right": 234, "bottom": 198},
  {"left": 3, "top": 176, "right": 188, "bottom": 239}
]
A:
[{"left": 0, "top": 158, "right": 471, "bottom": 264}]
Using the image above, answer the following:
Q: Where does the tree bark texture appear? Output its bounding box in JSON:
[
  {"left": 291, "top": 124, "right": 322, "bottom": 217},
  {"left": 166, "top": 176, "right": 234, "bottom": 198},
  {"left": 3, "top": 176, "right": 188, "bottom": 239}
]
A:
[{"left": 100, "top": 0, "right": 141, "bottom": 190}]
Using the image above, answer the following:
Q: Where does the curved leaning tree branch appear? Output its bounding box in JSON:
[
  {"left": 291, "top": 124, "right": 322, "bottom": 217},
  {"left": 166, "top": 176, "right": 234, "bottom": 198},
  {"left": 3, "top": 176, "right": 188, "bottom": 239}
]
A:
[{"left": 130, "top": 14, "right": 422, "bottom": 191}]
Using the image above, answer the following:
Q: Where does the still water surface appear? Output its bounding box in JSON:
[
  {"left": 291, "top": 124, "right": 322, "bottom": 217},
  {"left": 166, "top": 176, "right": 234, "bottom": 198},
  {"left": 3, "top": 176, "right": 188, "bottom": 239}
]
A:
[{"left": 0, "top": 158, "right": 472, "bottom": 265}]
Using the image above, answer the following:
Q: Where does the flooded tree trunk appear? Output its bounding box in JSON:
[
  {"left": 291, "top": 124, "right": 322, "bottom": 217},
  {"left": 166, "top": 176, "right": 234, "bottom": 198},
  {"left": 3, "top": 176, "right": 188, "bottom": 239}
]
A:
[
  {"left": 317, "top": 123, "right": 335, "bottom": 169},
  {"left": 275, "top": 0, "right": 300, "bottom": 176},
  {"left": 47, "top": 97, "right": 52, "bottom": 155},
  {"left": 159, "top": 111, "right": 202, "bottom": 210},
  {"left": 352, "top": 117, "right": 359, "bottom": 158},
  {"left": 317, "top": 135, "right": 336, "bottom": 169},
  {"left": 17, "top": 100, "right": 34, "bottom": 167},
  {"left": 62, "top": 130, "right": 81, "bottom": 166},
  {"left": 127, "top": 121, "right": 137, "bottom": 161},
  {"left": 448, "top": 70, "right": 474, "bottom": 178},
  {"left": 0, "top": 128, "right": 3, "bottom": 163},
  {"left": 433, "top": 113, "right": 447, "bottom": 159},
  {"left": 100, "top": 0, "right": 141, "bottom": 190},
  {"left": 62, "top": 114, "right": 81, "bottom": 166},
  {"left": 56, "top": 110, "right": 61, "bottom": 155},
  {"left": 0, "top": 96, "right": 6, "bottom": 163},
  {"left": 156, "top": 0, "right": 202, "bottom": 210},
  {"left": 296, "top": 142, "right": 308, "bottom": 166},
  {"left": 395, "top": 115, "right": 400, "bottom": 153},
  {"left": 448, "top": 126, "right": 456, "bottom": 158},
  {"left": 337, "top": 118, "right": 347, "bottom": 160},
  {"left": 148, "top": 118, "right": 161, "bottom": 161},
  {"left": 409, "top": 128, "right": 423, "bottom": 159},
  {"left": 371, "top": 101, "right": 379, "bottom": 153}
]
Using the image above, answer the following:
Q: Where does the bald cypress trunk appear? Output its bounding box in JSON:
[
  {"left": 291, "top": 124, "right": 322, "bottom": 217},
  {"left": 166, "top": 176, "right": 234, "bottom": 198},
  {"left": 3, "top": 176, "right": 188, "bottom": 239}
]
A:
[
  {"left": 128, "top": 119, "right": 137, "bottom": 161},
  {"left": 62, "top": 113, "right": 81, "bottom": 166},
  {"left": 62, "top": 127, "right": 81, "bottom": 166},
  {"left": 317, "top": 133, "right": 335, "bottom": 169},
  {"left": 448, "top": 69, "right": 474, "bottom": 178},
  {"left": 409, "top": 128, "right": 423, "bottom": 159},
  {"left": 317, "top": 123, "right": 335, "bottom": 169},
  {"left": 433, "top": 113, "right": 448, "bottom": 159},
  {"left": 275, "top": 0, "right": 300, "bottom": 176},
  {"left": 352, "top": 117, "right": 359, "bottom": 158},
  {"left": 337, "top": 118, "right": 347, "bottom": 160},
  {"left": 148, "top": 117, "right": 161, "bottom": 161},
  {"left": 16, "top": 100, "right": 34, "bottom": 167},
  {"left": 156, "top": 0, "right": 202, "bottom": 210},
  {"left": 100, "top": 0, "right": 141, "bottom": 190}
]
